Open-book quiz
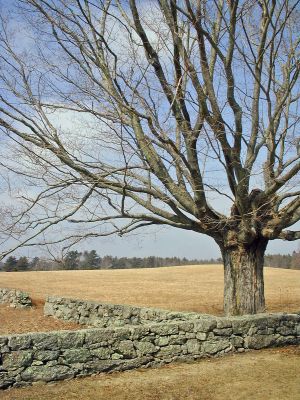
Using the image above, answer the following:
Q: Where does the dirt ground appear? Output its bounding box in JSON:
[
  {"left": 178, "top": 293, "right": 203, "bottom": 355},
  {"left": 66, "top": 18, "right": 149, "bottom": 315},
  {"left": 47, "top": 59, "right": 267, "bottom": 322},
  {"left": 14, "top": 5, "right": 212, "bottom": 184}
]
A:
[
  {"left": 2, "top": 346, "right": 300, "bottom": 400},
  {"left": 0, "top": 266, "right": 299, "bottom": 334},
  {"left": 0, "top": 303, "right": 85, "bottom": 335}
]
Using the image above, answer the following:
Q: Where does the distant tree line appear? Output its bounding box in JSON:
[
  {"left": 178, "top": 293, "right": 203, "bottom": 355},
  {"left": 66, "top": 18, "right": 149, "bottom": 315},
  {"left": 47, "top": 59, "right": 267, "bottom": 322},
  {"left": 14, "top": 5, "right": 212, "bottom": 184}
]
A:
[
  {"left": 0, "top": 250, "right": 299, "bottom": 272},
  {"left": 264, "top": 251, "right": 300, "bottom": 270},
  {"left": 0, "top": 250, "right": 221, "bottom": 272},
  {"left": 0, "top": 256, "right": 31, "bottom": 272}
]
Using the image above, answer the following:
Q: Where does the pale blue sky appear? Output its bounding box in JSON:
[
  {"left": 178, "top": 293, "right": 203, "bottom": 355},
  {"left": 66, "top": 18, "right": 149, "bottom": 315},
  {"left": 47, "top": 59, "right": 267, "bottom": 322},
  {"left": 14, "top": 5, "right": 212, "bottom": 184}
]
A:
[
  {"left": 17, "top": 225, "right": 298, "bottom": 260},
  {"left": 1, "top": 0, "right": 299, "bottom": 260},
  {"left": 80, "top": 227, "right": 299, "bottom": 258}
]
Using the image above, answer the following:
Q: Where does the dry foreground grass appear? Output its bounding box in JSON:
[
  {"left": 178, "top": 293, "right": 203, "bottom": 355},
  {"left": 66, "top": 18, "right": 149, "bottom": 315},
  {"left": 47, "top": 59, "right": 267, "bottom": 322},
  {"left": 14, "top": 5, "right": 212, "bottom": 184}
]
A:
[
  {"left": 1, "top": 347, "right": 300, "bottom": 400},
  {"left": 1, "top": 265, "right": 300, "bottom": 399}
]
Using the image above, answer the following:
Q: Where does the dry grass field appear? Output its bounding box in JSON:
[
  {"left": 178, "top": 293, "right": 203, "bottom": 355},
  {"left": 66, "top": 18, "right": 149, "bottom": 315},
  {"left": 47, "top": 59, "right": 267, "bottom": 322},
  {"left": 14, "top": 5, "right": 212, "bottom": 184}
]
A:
[
  {"left": 1, "top": 265, "right": 300, "bottom": 334},
  {"left": 1, "top": 265, "right": 300, "bottom": 315},
  {"left": 1, "top": 265, "right": 300, "bottom": 399}
]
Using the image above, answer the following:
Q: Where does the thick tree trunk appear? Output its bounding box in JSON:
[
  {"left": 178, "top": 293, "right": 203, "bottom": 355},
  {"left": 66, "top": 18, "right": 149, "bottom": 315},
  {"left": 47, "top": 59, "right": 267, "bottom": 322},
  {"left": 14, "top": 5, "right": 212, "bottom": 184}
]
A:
[{"left": 222, "top": 239, "right": 268, "bottom": 316}]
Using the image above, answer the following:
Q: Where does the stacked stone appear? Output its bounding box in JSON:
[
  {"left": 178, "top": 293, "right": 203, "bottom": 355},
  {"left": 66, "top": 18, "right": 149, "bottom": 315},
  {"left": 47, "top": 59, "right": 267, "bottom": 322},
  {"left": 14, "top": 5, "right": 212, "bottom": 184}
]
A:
[
  {"left": 44, "top": 296, "right": 200, "bottom": 327},
  {"left": 0, "top": 289, "right": 32, "bottom": 308},
  {"left": 1, "top": 312, "right": 299, "bottom": 389}
]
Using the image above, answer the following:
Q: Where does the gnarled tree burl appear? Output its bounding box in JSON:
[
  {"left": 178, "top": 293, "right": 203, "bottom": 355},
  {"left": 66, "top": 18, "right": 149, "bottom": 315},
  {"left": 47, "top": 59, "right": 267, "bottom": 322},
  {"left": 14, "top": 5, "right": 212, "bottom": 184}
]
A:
[{"left": 0, "top": 1, "right": 299, "bottom": 315}]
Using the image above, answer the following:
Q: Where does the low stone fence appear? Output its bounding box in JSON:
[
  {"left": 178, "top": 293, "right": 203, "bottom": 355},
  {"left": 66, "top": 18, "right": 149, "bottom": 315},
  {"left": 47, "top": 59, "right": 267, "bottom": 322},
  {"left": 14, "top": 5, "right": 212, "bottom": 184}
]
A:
[
  {"left": 1, "top": 310, "right": 299, "bottom": 389},
  {"left": 0, "top": 288, "right": 32, "bottom": 308},
  {"left": 44, "top": 296, "right": 200, "bottom": 327}
]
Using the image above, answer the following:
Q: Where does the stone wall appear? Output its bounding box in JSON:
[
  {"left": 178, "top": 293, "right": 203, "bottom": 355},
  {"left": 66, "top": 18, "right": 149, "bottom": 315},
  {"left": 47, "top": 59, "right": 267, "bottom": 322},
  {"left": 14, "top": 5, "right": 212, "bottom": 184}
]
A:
[
  {"left": 0, "top": 288, "right": 32, "bottom": 308},
  {"left": 44, "top": 296, "right": 200, "bottom": 327},
  {"left": 1, "top": 311, "right": 299, "bottom": 389}
]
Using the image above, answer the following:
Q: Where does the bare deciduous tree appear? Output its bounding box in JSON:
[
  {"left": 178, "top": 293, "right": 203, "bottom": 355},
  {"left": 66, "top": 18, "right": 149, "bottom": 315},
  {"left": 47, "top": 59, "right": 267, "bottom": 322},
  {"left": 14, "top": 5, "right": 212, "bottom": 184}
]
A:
[{"left": 0, "top": 0, "right": 299, "bottom": 315}]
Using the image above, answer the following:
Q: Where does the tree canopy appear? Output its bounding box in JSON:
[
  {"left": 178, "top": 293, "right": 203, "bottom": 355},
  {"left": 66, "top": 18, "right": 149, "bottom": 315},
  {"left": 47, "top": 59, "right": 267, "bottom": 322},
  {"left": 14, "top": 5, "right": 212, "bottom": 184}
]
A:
[{"left": 0, "top": 0, "right": 299, "bottom": 314}]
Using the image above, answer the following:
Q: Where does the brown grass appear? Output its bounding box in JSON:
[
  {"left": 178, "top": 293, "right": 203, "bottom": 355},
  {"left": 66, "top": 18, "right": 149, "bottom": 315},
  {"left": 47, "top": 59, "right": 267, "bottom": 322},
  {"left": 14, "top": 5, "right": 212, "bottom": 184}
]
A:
[
  {"left": 0, "top": 304, "right": 85, "bottom": 335},
  {"left": 2, "top": 347, "right": 300, "bottom": 400},
  {"left": 0, "top": 265, "right": 299, "bottom": 315}
]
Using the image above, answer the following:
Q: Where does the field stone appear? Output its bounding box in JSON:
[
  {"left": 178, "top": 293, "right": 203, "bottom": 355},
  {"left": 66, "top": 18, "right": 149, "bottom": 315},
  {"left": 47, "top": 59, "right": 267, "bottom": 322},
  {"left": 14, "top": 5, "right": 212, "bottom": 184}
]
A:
[
  {"left": 196, "top": 332, "right": 207, "bottom": 341},
  {"left": 112, "top": 320, "right": 126, "bottom": 327},
  {"left": 21, "top": 365, "right": 74, "bottom": 382},
  {"left": 34, "top": 350, "right": 60, "bottom": 362},
  {"left": 0, "top": 289, "right": 32, "bottom": 308},
  {"left": 202, "top": 340, "right": 230, "bottom": 355},
  {"left": 231, "top": 318, "right": 253, "bottom": 335},
  {"left": 58, "top": 331, "right": 85, "bottom": 349},
  {"left": 84, "top": 359, "right": 123, "bottom": 373},
  {"left": 96, "top": 308, "right": 104, "bottom": 318},
  {"left": 184, "top": 333, "right": 196, "bottom": 339},
  {"left": 135, "top": 341, "right": 157, "bottom": 355},
  {"left": 43, "top": 302, "right": 55, "bottom": 316},
  {"left": 7, "top": 367, "right": 24, "bottom": 377},
  {"left": 47, "top": 360, "right": 58, "bottom": 367},
  {"left": 87, "top": 314, "right": 102, "bottom": 326},
  {"left": 79, "top": 316, "right": 89, "bottom": 325},
  {"left": 90, "top": 347, "right": 111, "bottom": 359},
  {"left": 112, "top": 353, "right": 123, "bottom": 360},
  {"left": 85, "top": 329, "right": 117, "bottom": 345},
  {"left": 245, "top": 334, "right": 276, "bottom": 349},
  {"left": 156, "top": 345, "right": 181, "bottom": 358},
  {"left": 275, "top": 336, "right": 298, "bottom": 346},
  {"left": 276, "top": 325, "right": 296, "bottom": 336},
  {"left": 0, "top": 372, "right": 15, "bottom": 389},
  {"left": 0, "top": 337, "right": 8, "bottom": 346},
  {"left": 193, "top": 318, "right": 217, "bottom": 333},
  {"left": 32, "top": 361, "right": 44, "bottom": 366},
  {"left": 115, "top": 328, "right": 132, "bottom": 341},
  {"left": 129, "top": 326, "right": 150, "bottom": 340},
  {"left": 178, "top": 322, "right": 194, "bottom": 333},
  {"left": 281, "top": 314, "right": 300, "bottom": 323},
  {"left": 216, "top": 318, "right": 232, "bottom": 329},
  {"left": 213, "top": 328, "right": 233, "bottom": 336},
  {"left": 9, "top": 335, "right": 32, "bottom": 350},
  {"left": 155, "top": 336, "right": 169, "bottom": 347},
  {"left": 230, "top": 336, "right": 244, "bottom": 348},
  {"left": 186, "top": 339, "right": 200, "bottom": 354},
  {"left": 77, "top": 305, "right": 90, "bottom": 317},
  {"left": 16, "top": 294, "right": 32, "bottom": 308},
  {"left": 249, "top": 316, "right": 269, "bottom": 334},
  {"left": 2, "top": 351, "right": 33, "bottom": 369},
  {"left": 116, "top": 356, "right": 153, "bottom": 371},
  {"left": 117, "top": 341, "right": 136, "bottom": 358},
  {"left": 2, "top": 292, "right": 300, "bottom": 390},
  {"left": 60, "top": 307, "right": 79, "bottom": 321},
  {"left": 121, "top": 306, "right": 133, "bottom": 319},
  {"left": 63, "top": 348, "right": 91, "bottom": 363},
  {"left": 169, "top": 336, "right": 186, "bottom": 345},
  {"left": 33, "top": 333, "right": 59, "bottom": 350},
  {"left": 150, "top": 324, "right": 179, "bottom": 336},
  {"left": 0, "top": 337, "right": 9, "bottom": 353},
  {"left": 44, "top": 296, "right": 237, "bottom": 329},
  {"left": 0, "top": 345, "right": 9, "bottom": 354}
]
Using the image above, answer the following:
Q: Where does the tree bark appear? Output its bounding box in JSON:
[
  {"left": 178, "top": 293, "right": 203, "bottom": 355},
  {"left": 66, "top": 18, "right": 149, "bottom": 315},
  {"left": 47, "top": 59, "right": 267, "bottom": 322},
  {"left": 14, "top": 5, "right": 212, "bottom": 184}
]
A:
[{"left": 222, "top": 238, "right": 268, "bottom": 316}]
